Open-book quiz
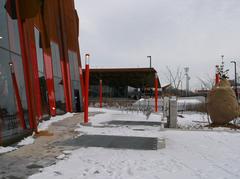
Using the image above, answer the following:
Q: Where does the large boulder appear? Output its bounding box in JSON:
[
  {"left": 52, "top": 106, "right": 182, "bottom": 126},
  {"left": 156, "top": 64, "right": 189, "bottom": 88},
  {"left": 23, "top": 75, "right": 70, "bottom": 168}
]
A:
[{"left": 207, "top": 79, "right": 239, "bottom": 124}]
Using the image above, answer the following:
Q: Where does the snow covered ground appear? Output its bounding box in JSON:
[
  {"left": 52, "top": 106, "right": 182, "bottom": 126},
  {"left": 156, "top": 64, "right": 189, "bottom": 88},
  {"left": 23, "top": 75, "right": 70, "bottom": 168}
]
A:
[{"left": 29, "top": 108, "right": 240, "bottom": 179}]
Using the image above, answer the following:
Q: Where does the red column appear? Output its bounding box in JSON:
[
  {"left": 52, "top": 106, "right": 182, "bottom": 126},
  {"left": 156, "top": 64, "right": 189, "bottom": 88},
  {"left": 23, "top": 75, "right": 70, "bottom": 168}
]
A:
[
  {"left": 43, "top": 53, "right": 56, "bottom": 116},
  {"left": 99, "top": 79, "right": 103, "bottom": 108},
  {"left": 84, "top": 54, "right": 90, "bottom": 123},
  {"left": 16, "top": 0, "right": 36, "bottom": 130},
  {"left": 215, "top": 65, "right": 220, "bottom": 86},
  {"left": 155, "top": 73, "right": 158, "bottom": 112}
]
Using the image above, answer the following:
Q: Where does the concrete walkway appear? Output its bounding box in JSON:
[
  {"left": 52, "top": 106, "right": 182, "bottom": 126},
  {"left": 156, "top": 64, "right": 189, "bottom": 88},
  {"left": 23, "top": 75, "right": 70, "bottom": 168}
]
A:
[{"left": 0, "top": 113, "right": 85, "bottom": 179}]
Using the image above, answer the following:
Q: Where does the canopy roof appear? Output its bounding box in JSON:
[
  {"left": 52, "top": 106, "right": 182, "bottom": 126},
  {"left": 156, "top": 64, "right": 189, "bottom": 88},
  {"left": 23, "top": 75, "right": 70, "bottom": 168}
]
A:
[{"left": 83, "top": 68, "right": 161, "bottom": 88}]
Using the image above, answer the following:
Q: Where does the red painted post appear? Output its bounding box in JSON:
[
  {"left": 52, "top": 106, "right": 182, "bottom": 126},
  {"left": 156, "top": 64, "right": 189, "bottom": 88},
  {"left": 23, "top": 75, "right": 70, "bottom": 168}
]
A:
[
  {"left": 155, "top": 73, "right": 158, "bottom": 112},
  {"left": 99, "top": 79, "right": 103, "bottom": 108},
  {"left": 84, "top": 54, "right": 90, "bottom": 123},
  {"left": 215, "top": 65, "right": 220, "bottom": 85},
  {"left": 16, "top": 0, "right": 36, "bottom": 130}
]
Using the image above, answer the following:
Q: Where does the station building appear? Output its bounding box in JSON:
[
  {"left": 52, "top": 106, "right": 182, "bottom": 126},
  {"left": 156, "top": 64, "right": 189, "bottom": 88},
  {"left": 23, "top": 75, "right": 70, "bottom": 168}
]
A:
[
  {"left": 0, "top": 0, "right": 84, "bottom": 145},
  {"left": 83, "top": 68, "right": 161, "bottom": 100}
]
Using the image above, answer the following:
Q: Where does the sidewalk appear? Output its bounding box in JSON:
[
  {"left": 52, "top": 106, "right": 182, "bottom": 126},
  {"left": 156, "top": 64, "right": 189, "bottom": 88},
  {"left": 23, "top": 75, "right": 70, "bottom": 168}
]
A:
[{"left": 0, "top": 113, "right": 84, "bottom": 179}]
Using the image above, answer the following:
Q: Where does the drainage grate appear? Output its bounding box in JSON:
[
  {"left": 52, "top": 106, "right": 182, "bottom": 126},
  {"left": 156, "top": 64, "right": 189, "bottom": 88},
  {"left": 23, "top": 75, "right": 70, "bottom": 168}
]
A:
[
  {"left": 107, "top": 120, "right": 162, "bottom": 126},
  {"left": 60, "top": 135, "right": 158, "bottom": 150}
]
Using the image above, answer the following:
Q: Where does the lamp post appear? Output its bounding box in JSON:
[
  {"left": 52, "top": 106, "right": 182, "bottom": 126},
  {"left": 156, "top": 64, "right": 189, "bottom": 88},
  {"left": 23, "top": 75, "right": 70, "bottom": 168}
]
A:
[
  {"left": 99, "top": 79, "right": 103, "bottom": 108},
  {"left": 154, "top": 73, "right": 158, "bottom": 112},
  {"left": 84, "top": 53, "right": 90, "bottom": 124},
  {"left": 147, "top": 56, "right": 152, "bottom": 68},
  {"left": 231, "top": 60, "right": 238, "bottom": 99}
]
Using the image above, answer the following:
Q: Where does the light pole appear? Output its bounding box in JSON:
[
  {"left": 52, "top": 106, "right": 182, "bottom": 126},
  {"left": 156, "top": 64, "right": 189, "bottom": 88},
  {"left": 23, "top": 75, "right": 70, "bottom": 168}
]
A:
[
  {"left": 99, "top": 79, "right": 103, "bottom": 108},
  {"left": 231, "top": 60, "right": 238, "bottom": 99},
  {"left": 154, "top": 73, "right": 158, "bottom": 112},
  {"left": 147, "top": 56, "right": 152, "bottom": 68},
  {"left": 184, "top": 67, "right": 190, "bottom": 96},
  {"left": 84, "top": 53, "right": 90, "bottom": 124}
]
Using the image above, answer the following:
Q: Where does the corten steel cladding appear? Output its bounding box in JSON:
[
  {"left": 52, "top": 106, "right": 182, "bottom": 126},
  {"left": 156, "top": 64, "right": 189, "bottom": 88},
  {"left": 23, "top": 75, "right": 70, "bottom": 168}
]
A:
[{"left": 207, "top": 79, "right": 239, "bottom": 124}]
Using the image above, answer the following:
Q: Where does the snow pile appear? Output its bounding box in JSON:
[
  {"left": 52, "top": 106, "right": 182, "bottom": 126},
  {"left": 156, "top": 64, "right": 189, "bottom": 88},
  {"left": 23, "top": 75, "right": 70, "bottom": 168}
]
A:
[
  {"left": 0, "top": 146, "right": 17, "bottom": 154},
  {"left": 17, "top": 136, "right": 35, "bottom": 146},
  {"left": 29, "top": 108, "right": 240, "bottom": 179},
  {"left": 38, "top": 113, "right": 74, "bottom": 131}
]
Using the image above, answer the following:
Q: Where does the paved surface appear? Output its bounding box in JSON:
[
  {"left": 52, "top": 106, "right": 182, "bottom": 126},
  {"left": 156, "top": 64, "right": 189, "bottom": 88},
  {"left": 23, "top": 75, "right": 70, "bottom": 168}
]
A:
[
  {"left": 107, "top": 120, "right": 162, "bottom": 126},
  {"left": 59, "top": 135, "right": 158, "bottom": 150},
  {"left": 0, "top": 113, "right": 85, "bottom": 179}
]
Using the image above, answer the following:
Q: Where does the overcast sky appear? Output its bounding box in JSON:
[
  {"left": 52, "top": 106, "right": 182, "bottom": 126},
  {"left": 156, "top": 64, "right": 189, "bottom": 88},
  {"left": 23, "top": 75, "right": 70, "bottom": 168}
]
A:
[{"left": 75, "top": 0, "right": 240, "bottom": 89}]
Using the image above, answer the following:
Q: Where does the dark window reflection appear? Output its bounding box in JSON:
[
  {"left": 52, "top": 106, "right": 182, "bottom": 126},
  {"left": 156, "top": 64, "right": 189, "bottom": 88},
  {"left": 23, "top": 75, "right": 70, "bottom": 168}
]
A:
[
  {"left": 51, "top": 42, "right": 66, "bottom": 114},
  {"left": 0, "top": 49, "right": 22, "bottom": 137},
  {"left": 11, "top": 54, "right": 29, "bottom": 128},
  {"left": 7, "top": 13, "right": 21, "bottom": 54},
  {"left": 68, "top": 50, "right": 83, "bottom": 112},
  {"left": 0, "top": 0, "right": 10, "bottom": 49},
  {"left": 0, "top": 0, "right": 30, "bottom": 140},
  {"left": 34, "top": 28, "right": 50, "bottom": 119}
]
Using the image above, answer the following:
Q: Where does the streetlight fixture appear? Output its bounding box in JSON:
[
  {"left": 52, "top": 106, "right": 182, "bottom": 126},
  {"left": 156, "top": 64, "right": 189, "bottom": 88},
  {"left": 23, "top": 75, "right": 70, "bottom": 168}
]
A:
[
  {"left": 231, "top": 60, "right": 238, "bottom": 100},
  {"left": 0, "top": 36, "right": 2, "bottom": 39},
  {"left": 147, "top": 56, "right": 152, "bottom": 68},
  {"left": 84, "top": 53, "right": 90, "bottom": 124}
]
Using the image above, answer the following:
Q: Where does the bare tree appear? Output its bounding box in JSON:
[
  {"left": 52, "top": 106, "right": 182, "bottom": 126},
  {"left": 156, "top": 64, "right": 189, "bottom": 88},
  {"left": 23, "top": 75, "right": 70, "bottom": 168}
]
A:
[
  {"left": 166, "top": 66, "right": 184, "bottom": 90},
  {"left": 197, "top": 74, "right": 215, "bottom": 90}
]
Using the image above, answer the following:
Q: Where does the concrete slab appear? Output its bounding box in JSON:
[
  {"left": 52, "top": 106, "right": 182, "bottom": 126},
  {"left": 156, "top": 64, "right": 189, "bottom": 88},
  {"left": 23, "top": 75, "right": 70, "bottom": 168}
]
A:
[
  {"left": 106, "top": 120, "right": 162, "bottom": 126},
  {"left": 60, "top": 135, "right": 159, "bottom": 150}
]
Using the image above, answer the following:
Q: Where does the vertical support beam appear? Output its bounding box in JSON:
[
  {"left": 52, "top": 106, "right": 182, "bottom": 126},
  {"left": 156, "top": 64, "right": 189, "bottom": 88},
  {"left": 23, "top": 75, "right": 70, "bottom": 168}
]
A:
[
  {"left": 215, "top": 65, "right": 220, "bottom": 86},
  {"left": 155, "top": 73, "right": 158, "bottom": 112},
  {"left": 84, "top": 54, "right": 90, "bottom": 123},
  {"left": 99, "top": 79, "right": 102, "bottom": 108},
  {"left": 58, "top": 0, "right": 73, "bottom": 112},
  {"left": 16, "top": 0, "right": 36, "bottom": 130},
  {"left": 30, "top": 43, "right": 43, "bottom": 120},
  {"left": 43, "top": 52, "right": 57, "bottom": 116}
]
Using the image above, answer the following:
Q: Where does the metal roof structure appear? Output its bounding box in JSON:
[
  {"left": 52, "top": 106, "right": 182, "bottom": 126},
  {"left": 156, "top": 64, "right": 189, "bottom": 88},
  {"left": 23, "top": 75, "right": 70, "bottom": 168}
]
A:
[{"left": 83, "top": 68, "right": 161, "bottom": 88}]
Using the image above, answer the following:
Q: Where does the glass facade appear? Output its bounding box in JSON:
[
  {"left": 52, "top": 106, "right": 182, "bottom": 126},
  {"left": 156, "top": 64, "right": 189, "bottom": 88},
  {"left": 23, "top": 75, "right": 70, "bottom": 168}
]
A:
[
  {"left": 0, "top": 0, "right": 30, "bottom": 139},
  {"left": 68, "top": 50, "right": 83, "bottom": 112},
  {"left": 51, "top": 42, "right": 66, "bottom": 114},
  {"left": 34, "top": 28, "right": 50, "bottom": 118}
]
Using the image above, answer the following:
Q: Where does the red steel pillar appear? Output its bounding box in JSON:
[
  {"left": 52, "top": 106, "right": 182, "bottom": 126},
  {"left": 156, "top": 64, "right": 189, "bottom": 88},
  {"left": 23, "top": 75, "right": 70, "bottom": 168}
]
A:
[
  {"left": 99, "top": 79, "right": 103, "bottom": 108},
  {"left": 155, "top": 73, "right": 158, "bottom": 112},
  {"left": 84, "top": 54, "right": 90, "bottom": 123},
  {"left": 16, "top": 0, "right": 36, "bottom": 130},
  {"left": 215, "top": 65, "right": 220, "bottom": 85}
]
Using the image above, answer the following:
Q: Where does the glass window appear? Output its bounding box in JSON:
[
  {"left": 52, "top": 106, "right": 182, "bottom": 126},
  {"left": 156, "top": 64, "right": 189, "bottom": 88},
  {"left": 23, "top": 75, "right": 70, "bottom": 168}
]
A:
[
  {"left": 68, "top": 50, "right": 83, "bottom": 112},
  {"left": 0, "top": 48, "right": 22, "bottom": 137},
  {"left": 11, "top": 53, "right": 29, "bottom": 128},
  {"left": 7, "top": 13, "right": 21, "bottom": 54},
  {"left": 34, "top": 28, "right": 44, "bottom": 74},
  {"left": 51, "top": 42, "right": 66, "bottom": 114},
  {"left": 0, "top": 1, "right": 30, "bottom": 140},
  {"left": 34, "top": 28, "right": 49, "bottom": 118},
  {"left": 0, "top": 0, "right": 10, "bottom": 49}
]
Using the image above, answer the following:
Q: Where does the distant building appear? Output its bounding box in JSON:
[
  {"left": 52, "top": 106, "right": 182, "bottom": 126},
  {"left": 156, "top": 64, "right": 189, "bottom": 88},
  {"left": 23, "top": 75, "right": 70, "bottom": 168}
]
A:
[
  {"left": 0, "top": 0, "right": 83, "bottom": 145},
  {"left": 83, "top": 68, "right": 161, "bottom": 100}
]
